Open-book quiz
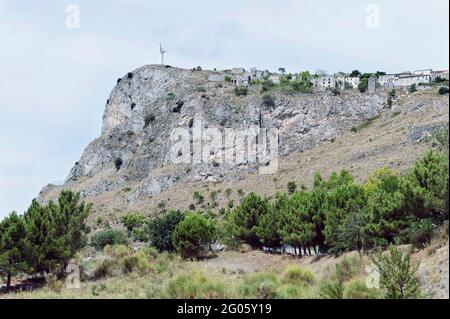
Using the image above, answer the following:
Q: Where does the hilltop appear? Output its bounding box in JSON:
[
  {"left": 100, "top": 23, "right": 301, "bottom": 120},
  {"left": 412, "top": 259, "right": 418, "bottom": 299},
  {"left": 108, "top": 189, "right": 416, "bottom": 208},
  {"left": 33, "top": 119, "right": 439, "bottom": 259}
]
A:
[{"left": 37, "top": 65, "right": 448, "bottom": 227}]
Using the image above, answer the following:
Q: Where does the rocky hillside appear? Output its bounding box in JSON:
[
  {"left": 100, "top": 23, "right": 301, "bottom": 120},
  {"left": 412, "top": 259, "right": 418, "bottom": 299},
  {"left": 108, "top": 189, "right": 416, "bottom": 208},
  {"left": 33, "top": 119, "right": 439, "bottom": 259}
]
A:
[{"left": 39, "top": 65, "right": 449, "bottom": 225}]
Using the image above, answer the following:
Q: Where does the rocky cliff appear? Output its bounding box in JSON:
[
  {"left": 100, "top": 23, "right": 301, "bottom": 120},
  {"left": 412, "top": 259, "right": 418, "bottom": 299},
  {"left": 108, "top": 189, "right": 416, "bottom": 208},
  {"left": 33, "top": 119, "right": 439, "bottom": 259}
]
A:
[{"left": 38, "top": 65, "right": 448, "bottom": 224}]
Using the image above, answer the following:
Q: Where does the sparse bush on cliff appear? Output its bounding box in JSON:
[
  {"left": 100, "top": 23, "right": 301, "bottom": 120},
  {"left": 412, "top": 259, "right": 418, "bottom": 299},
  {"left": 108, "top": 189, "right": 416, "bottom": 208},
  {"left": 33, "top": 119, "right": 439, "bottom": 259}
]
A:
[
  {"left": 114, "top": 158, "right": 123, "bottom": 171},
  {"left": 234, "top": 86, "right": 248, "bottom": 96},
  {"left": 192, "top": 191, "right": 205, "bottom": 205},
  {"left": 262, "top": 94, "right": 275, "bottom": 108},
  {"left": 144, "top": 113, "right": 156, "bottom": 127},
  {"left": 438, "top": 86, "right": 449, "bottom": 95},
  {"left": 409, "top": 84, "right": 417, "bottom": 93},
  {"left": 287, "top": 181, "right": 297, "bottom": 194},
  {"left": 91, "top": 229, "right": 128, "bottom": 251}
]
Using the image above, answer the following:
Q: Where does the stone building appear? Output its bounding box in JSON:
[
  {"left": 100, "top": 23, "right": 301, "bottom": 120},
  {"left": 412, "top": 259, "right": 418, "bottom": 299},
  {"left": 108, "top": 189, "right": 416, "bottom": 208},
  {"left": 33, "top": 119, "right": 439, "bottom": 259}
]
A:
[
  {"left": 316, "top": 75, "right": 336, "bottom": 89},
  {"left": 345, "top": 77, "right": 360, "bottom": 89},
  {"left": 231, "top": 73, "right": 252, "bottom": 86},
  {"left": 431, "top": 70, "right": 449, "bottom": 81},
  {"left": 208, "top": 74, "right": 225, "bottom": 82},
  {"left": 250, "top": 68, "right": 270, "bottom": 80},
  {"left": 393, "top": 74, "right": 431, "bottom": 87},
  {"left": 378, "top": 74, "right": 397, "bottom": 87},
  {"left": 412, "top": 69, "right": 433, "bottom": 76},
  {"left": 232, "top": 68, "right": 246, "bottom": 74}
]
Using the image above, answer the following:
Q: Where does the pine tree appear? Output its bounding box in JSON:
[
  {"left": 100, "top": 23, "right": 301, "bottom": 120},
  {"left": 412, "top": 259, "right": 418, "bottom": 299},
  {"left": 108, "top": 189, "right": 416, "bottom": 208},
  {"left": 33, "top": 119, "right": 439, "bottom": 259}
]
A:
[
  {"left": 254, "top": 194, "right": 285, "bottom": 250},
  {"left": 279, "top": 191, "right": 316, "bottom": 256},
  {"left": 172, "top": 212, "right": 217, "bottom": 259},
  {"left": 227, "top": 193, "right": 269, "bottom": 248},
  {"left": 322, "top": 171, "right": 367, "bottom": 253},
  {"left": 363, "top": 169, "right": 410, "bottom": 247},
  {"left": 0, "top": 212, "right": 29, "bottom": 291},
  {"left": 403, "top": 150, "right": 449, "bottom": 222},
  {"left": 24, "top": 191, "right": 91, "bottom": 276}
]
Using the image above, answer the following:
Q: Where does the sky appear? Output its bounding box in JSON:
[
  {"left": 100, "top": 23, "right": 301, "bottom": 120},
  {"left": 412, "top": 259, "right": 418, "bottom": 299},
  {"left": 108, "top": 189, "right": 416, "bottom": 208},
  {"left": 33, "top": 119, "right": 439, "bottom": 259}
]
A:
[{"left": 0, "top": 0, "right": 449, "bottom": 219}]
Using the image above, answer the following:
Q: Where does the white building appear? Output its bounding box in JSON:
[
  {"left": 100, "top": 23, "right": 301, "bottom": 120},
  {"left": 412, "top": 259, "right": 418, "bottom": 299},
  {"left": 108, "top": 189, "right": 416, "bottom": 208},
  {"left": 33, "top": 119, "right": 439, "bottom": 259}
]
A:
[
  {"left": 231, "top": 68, "right": 246, "bottom": 74},
  {"left": 431, "top": 70, "right": 449, "bottom": 81},
  {"left": 250, "top": 68, "right": 269, "bottom": 80},
  {"left": 345, "top": 77, "right": 360, "bottom": 89},
  {"left": 378, "top": 74, "right": 397, "bottom": 87},
  {"left": 393, "top": 74, "right": 431, "bottom": 88},
  {"left": 316, "top": 75, "right": 336, "bottom": 89},
  {"left": 208, "top": 73, "right": 225, "bottom": 82},
  {"left": 269, "top": 75, "right": 281, "bottom": 84},
  {"left": 412, "top": 69, "right": 433, "bottom": 76},
  {"left": 231, "top": 72, "right": 252, "bottom": 86}
]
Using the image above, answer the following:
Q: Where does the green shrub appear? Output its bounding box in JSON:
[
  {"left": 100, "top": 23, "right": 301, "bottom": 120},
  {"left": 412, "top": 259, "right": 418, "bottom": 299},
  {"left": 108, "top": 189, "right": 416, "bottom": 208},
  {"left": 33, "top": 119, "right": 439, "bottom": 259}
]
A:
[
  {"left": 193, "top": 191, "right": 205, "bottom": 205},
  {"left": 370, "top": 246, "right": 421, "bottom": 299},
  {"left": 165, "top": 271, "right": 227, "bottom": 299},
  {"left": 358, "top": 80, "right": 368, "bottom": 93},
  {"left": 93, "top": 259, "right": 116, "bottom": 279},
  {"left": 91, "top": 230, "right": 128, "bottom": 251},
  {"left": 343, "top": 279, "right": 381, "bottom": 299},
  {"left": 238, "top": 273, "right": 279, "bottom": 299},
  {"left": 146, "top": 210, "right": 184, "bottom": 252},
  {"left": 234, "top": 86, "right": 248, "bottom": 96},
  {"left": 287, "top": 181, "right": 297, "bottom": 194},
  {"left": 335, "top": 255, "right": 364, "bottom": 282},
  {"left": 167, "top": 92, "right": 176, "bottom": 100},
  {"left": 121, "top": 213, "right": 145, "bottom": 237},
  {"left": 275, "top": 284, "right": 305, "bottom": 299},
  {"left": 319, "top": 255, "right": 364, "bottom": 299},
  {"left": 282, "top": 265, "right": 316, "bottom": 286},
  {"left": 262, "top": 95, "right": 275, "bottom": 107},
  {"left": 438, "top": 87, "right": 449, "bottom": 95},
  {"left": 407, "top": 218, "right": 435, "bottom": 247},
  {"left": 319, "top": 278, "right": 344, "bottom": 299},
  {"left": 121, "top": 255, "right": 139, "bottom": 274},
  {"left": 172, "top": 213, "right": 217, "bottom": 259},
  {"left": 409, "top": 84, "right": 417, "bottom": 93},
  {"left": 104, "top": 244, "right": 132, "bottom": 259}
]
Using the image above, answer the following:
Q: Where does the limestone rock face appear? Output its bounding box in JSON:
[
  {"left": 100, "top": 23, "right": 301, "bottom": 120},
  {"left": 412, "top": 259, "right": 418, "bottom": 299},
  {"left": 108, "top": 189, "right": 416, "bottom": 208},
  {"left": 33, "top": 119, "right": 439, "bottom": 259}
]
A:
[{"left": 41, "top": 65, "right": 390, "bottom": 202}]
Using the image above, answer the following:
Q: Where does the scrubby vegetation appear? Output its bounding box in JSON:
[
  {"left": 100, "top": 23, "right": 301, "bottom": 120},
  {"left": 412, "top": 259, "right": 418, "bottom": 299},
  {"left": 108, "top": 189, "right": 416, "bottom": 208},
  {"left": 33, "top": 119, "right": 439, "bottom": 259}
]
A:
[
  {"left": 1, "top": 146, "right": 448, "bottom": 298},
  {"left": 234, "top": 86, "right": 248, "bottom": 96},
  {"left": 91, "top": 229, "right": 128, "bottom": 251}
]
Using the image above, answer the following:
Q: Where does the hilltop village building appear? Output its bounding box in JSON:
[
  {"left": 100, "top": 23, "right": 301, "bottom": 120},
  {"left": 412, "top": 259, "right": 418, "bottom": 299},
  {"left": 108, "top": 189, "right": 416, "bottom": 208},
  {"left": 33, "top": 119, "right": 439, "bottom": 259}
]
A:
[{"left": 210, "top": 67, "right": 449, "bottom": 91}]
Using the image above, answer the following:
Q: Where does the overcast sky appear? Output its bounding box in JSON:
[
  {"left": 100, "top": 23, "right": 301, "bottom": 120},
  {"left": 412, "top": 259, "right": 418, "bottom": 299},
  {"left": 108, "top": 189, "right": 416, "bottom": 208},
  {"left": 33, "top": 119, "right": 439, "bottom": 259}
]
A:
[{"left": 0, "top": 0, "right": 449, "bottom": 219}]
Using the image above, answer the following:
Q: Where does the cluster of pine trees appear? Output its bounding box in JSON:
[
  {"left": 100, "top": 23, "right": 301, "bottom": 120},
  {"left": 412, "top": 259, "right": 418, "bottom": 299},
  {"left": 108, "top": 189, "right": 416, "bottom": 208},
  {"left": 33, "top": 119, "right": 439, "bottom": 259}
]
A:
[
  {"left": 0, "top": 191, "right": 90, "bottom": 290},
  {"left": 226, "top": 149, "right": 449, "bottom": 255}
]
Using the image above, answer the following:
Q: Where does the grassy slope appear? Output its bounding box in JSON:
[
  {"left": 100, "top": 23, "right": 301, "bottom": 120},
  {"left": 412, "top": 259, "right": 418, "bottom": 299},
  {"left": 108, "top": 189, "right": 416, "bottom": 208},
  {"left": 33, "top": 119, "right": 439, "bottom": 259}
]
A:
[{"left": 4, "top": 237, "right": 448, "bottom": 299}]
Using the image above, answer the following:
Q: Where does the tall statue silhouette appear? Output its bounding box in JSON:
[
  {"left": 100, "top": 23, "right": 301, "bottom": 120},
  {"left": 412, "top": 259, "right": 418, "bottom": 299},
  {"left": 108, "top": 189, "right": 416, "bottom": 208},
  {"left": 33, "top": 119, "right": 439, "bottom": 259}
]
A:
[{"left": 159, "top": 43, "right": 167, "bottom": 65}]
